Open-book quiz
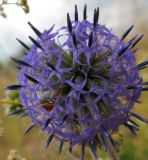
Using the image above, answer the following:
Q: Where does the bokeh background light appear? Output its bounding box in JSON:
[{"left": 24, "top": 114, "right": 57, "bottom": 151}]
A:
[{"left": 0, "top": 0, "right": 148, "bottom": 159}]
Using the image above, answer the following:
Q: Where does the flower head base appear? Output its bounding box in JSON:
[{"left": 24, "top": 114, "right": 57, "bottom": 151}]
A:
[{"left": 6, "top": 4, "right": 148, "bottom": 159}]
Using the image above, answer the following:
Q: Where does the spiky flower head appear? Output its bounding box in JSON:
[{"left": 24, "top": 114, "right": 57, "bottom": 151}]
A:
[{"left": 6, "top": 5, "right": 148, "bottom": 159}]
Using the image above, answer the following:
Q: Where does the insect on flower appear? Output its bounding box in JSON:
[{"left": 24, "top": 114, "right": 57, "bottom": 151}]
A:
[
  {"left": 40, "top": 102, "right": 54, "bottom": 111},
  {"left": 6, "top": 4, "right": 148, "bottom": 160}
]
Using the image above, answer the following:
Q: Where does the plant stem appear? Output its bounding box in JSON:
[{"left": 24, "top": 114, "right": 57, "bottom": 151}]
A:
[{"left": 0, "top": 100, "right": 21, "bottom": 105}]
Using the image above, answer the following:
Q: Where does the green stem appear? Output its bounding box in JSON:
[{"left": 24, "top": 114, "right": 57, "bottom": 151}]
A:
[{"left": 0, "top": 100, "right": 21, "bottom": 105}]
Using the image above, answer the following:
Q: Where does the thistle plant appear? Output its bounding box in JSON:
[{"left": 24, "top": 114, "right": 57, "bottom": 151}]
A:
[{"left": 6, "top": 5, "right": 148, "bottom": 160}]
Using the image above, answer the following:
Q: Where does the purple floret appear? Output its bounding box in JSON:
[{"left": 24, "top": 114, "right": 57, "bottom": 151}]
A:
[{"left": 7, "top": 4, "right": 148, "bottom": 160}]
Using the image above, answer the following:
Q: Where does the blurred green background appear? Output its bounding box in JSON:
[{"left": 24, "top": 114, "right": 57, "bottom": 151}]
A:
[{"left": 0, "top": 0, "right": 148, "bottom": 159}]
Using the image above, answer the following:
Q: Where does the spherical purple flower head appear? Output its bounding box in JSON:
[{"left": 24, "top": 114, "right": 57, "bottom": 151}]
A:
[{"left": 7, "top": 5, "right": 148, "bottom": 159}]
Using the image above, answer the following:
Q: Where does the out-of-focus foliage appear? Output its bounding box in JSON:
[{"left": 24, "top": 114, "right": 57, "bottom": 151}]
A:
[
  {"left": 7, "top": 149, "right": 26, "bottom": 160},
  {"left": 0, "top": 0, "right": 29, "bottom": 18},
  {"left": 1, "top": 90, "right": 22, "bottom": 115},
  {"left": 0, "top": 120, "right": 4, "bottom": 138}
]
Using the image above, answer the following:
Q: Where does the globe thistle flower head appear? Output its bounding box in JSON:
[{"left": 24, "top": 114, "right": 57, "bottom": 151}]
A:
[{"left": 6, "top": 4, "right": 148, "bottom": 159}]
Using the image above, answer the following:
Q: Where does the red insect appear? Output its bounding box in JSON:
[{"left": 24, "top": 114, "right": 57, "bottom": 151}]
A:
[{"left": 41, "top": 102, "right": 54, "bottom": 111}]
